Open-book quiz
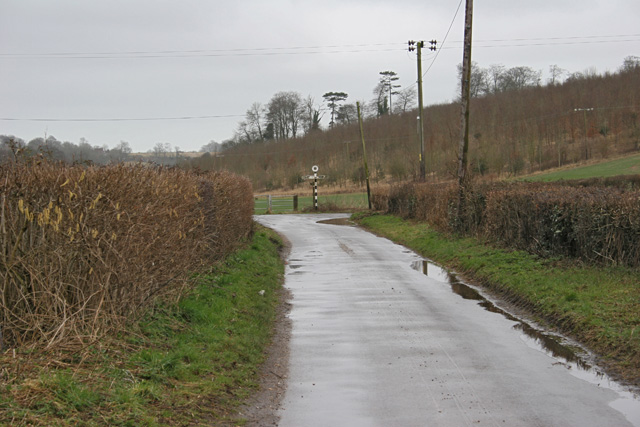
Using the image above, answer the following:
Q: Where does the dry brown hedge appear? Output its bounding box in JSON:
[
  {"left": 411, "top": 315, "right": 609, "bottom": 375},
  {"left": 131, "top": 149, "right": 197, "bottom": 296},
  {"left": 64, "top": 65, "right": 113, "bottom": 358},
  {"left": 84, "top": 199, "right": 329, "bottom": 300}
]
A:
[
  {"left": 0, "top": 159, "right": 253, "bottom": 349},
  {"left": 375, "top": 180, "right": 640, "bottom": 266}
]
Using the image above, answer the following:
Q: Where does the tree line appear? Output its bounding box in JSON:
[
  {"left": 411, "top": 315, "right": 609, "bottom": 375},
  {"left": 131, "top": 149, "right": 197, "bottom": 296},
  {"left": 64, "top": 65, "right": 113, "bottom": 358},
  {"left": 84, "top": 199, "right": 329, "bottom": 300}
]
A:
[
  {"left": 457, "top": 61, "right": 636, "bottom": 99},
  {"left": 224, "top": 70, "right": 416, "bottom": 148},
  {"left": 0, "top": 135, "right": 189, "bottom": 166},
  {"left": 188, "top": 56, "right": 640, "bottom": 191}
]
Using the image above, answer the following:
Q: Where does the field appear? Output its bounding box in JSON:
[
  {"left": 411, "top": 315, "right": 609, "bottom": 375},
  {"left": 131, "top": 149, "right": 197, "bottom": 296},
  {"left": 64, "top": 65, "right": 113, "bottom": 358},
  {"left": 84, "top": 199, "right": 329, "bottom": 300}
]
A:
[
  {"left": 254, "top": 192, "right": 369, "bottom": 214},
  {"left": 523, "top": 153, "right": 640, "bottom": 181},
  {"left": 254, "top": 152, "right": 640, "bottom": 215}
]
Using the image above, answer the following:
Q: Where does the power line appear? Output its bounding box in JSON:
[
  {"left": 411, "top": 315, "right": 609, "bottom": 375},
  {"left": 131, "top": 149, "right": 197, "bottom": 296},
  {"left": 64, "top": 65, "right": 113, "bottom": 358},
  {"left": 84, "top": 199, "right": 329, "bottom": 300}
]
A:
[
  {"left": 440, "top": 37, "right": 640, "bottom": 50},
  {"left": 423, "top": 0, "right": 465, "bottom": 77},
  {"left": 412, "top": 30, "right": 638, "bottom": 83},
  {"left": 0, "top": 43, "right": 406, "bottom": 60},
  {"left": 455, "top": 33, "right": 640, "bottom": 44},
  {"left": 0, "top": 114, "right": 244, "bottom": 122},
  {"left": 2, "top": 34, "right": 637, "bottom": 60},
  {"left": 0, "top": 42, "right": 402, "bottom": 57}
]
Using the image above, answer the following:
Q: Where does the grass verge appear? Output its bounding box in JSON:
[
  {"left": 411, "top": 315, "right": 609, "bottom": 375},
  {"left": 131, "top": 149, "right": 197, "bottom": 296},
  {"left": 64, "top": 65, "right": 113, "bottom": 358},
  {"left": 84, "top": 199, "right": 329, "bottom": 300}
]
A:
[
  {"left": 353, "top": 213, "right": 640, "bottom": 385},
  {"left": 0, "top": 225, "right": 284, "bottom": 426}
]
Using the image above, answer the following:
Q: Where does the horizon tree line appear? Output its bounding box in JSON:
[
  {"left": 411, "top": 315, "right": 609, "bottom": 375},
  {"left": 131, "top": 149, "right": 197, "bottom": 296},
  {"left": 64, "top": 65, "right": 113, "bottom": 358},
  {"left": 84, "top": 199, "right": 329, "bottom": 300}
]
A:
[{"left": 190, "top": 56, "right": 640, "bottom": 191}]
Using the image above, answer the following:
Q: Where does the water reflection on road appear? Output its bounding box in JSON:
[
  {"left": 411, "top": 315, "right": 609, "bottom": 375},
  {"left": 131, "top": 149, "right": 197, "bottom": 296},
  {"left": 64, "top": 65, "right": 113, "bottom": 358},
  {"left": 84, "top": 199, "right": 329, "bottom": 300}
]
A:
[{"left": 411, "top": 259, "right": 640, "bottom": 425}]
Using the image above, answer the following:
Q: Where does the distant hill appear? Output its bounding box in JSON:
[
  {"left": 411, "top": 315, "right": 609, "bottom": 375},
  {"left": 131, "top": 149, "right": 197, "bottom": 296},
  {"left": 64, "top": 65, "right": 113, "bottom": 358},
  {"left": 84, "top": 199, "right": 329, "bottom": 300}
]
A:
[{"left": 185, "top": 61, "right": 640, "bottom": 192}]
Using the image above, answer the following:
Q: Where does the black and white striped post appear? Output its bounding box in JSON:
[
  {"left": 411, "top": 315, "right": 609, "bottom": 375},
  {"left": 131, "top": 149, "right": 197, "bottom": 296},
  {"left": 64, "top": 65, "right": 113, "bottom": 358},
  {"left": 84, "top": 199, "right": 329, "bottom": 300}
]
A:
[
  {"left": 312, "top": 165, "right": 319, "bottom": 210},
  {"left": 302, "top": 165, "right": 326, "bottom": 211}
]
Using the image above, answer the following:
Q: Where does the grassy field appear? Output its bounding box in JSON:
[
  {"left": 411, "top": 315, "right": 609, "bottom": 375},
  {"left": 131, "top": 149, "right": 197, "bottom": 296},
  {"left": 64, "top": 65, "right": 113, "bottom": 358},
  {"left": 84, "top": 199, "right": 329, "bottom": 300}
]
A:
[
  {"left": 255, "top": 192, "right": 368, "bottom": 214},
  {"left": 354, "top": 213, "right": 640, "bottom": 384},
  {"left": 0, "top": 226, "right": 284, "bottom": 426},
  {"left": 523, "top": 152, "right": 640, "bottom": 181}
]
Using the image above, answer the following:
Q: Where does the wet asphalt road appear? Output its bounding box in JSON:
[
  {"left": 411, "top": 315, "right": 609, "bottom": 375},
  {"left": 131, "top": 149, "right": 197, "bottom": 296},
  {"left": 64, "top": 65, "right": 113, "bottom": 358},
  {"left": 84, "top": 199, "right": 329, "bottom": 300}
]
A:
[{"left": 255, "top": 213, "right": 640, "bottom": 427}]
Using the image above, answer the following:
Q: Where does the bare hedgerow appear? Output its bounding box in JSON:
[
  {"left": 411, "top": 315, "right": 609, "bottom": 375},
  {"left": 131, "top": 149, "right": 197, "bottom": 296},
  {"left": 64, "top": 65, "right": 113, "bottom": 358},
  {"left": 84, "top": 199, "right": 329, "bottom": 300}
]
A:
[
  {"left": 0, "top": 158, "right": 252, "bottom": 349},
  {"left": 375, "top": 180, "right": 640, "bottom": 267}
]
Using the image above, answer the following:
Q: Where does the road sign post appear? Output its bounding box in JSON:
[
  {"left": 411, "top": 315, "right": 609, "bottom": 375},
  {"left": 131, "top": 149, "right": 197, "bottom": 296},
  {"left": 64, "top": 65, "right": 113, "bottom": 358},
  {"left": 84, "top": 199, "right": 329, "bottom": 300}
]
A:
[
  {"left": 302, "top": 165, "right": 326, "bottom": 211},
  {"left": 312, "top": 165, "right": 318, "bottom": 210}
]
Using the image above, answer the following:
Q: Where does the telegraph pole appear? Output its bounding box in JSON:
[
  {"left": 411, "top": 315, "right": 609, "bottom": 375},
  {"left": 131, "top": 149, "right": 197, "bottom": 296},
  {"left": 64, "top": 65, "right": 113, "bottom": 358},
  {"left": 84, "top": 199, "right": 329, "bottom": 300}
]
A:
[
  {"left": 409, "top": 40, "right": 436, "bottom": 181},
  {"left": 357, "top": 102, "right": 372, "bottom": 209},
  {"left": 456, "top": 0, "right": 474, "bottom": 225}
]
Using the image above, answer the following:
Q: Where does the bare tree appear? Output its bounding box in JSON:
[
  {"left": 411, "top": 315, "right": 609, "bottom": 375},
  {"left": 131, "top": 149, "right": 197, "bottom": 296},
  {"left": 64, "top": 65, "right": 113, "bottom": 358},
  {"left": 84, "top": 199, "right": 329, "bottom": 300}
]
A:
[
  {"left": 304, "top": 95, "right": 323, "bottom": 133},
  {"left": 234, "top": 103, "right": 267, "bottom": 144},
  {"left": 457, "top": 62, "right": 488, "bottom": 97},
  {"left": 501, "top": 66, "right": 541, "bottom": 91},
  {"left": 462, "top": 63, "right": 541, "bottom": 95},
  {"left": 246, "top": 102, "right": 266, "bottom": 141},
  {"left": 266, "top": 91, "right": 305, "bottom": 140},
  {"left": 372, "top": 81, "right": 388, "bottom": 116},
  {"left": 547, "top": 64, "right": 566, "bottom": 85},
  {"left": 116, "top": 140, "right": 132, "bottom": 154},
  {"left": 396, "top": 87, "right": 417, "bottom": 113},
  {"left": 109, "top": 140, "right": 132, "bottom": 162},
  {"left": 153, "top": 142, "right": 169, "bottom": 157},
  {"left": 470, "top": 63, "right": 488, "bottom": 97},
  {"left": 486, "top": 64, "right": 506, "bottom": 94},
  {"left": 336, "top": 103, "right": 358, "bottom": 125},
  {"left": 620, "top": 56, "right": 640, "bottom": 72},
  {"left": 234, "top": 121, "right": 252, "bottom": 144},
  {"left": 201, "top": 140, "right": 221, "bottom": 152}
]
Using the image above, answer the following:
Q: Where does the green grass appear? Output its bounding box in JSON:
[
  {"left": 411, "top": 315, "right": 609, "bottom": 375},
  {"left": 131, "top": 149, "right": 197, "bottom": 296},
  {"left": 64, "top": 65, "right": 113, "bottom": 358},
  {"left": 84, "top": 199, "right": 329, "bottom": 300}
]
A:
[
  {"left": 255, "top": 192, "right": 368, "bottom": 214},
  {"left": 354, "top": 213, "right": 640, "bottom": 383},
  {"left": 0, "top": 226, "right": 285, "bottom": 426},
  {"left": 523, "top": 152, "right": 640, "bottom": 181}
]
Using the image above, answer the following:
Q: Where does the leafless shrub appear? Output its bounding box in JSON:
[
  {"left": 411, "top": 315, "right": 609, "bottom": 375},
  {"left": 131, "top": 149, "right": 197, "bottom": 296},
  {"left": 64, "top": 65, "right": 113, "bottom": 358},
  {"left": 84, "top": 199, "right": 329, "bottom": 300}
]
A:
[
  {"left": 483, "top": 183, "right": 640, "bottom": 265},
  {"left": 0, "top": 158, "right": 252, "bottom": 349},
  {"left": 375, "top": 180, "right": 640, "bottom": 266}
]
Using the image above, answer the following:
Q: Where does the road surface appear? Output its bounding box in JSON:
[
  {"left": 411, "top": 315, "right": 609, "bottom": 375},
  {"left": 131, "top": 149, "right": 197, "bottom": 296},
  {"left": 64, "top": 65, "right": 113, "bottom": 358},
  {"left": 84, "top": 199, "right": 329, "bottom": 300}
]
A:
[{"left": 255, "top": 213, "right": 640, "bottom": 427}]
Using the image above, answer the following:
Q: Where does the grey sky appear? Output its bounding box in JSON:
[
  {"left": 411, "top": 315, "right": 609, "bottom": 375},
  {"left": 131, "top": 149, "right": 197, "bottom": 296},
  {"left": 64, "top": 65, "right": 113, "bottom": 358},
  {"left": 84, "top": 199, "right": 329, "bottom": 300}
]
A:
[{"left": 1, "top": 0, "right": 639, "bottom": 153}]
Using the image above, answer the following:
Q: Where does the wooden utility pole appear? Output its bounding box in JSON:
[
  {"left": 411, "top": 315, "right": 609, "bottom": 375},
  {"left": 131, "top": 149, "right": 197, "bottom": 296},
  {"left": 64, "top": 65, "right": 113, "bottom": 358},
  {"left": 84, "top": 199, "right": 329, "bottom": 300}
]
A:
[
  {"left": 409, "top": 40, "right": 436, "bottom": 181},
  {"left": 416, "top": 42, "right": 426, "bottom": 181},
  {"left": 409, "top": 40, "right": 426, "bottom": 181},
  {"left": 357, "top": 102, "right": 372, "bottom": 209},
  {"left": 456, "top": 0, "right": 474, "bottom": 223}
]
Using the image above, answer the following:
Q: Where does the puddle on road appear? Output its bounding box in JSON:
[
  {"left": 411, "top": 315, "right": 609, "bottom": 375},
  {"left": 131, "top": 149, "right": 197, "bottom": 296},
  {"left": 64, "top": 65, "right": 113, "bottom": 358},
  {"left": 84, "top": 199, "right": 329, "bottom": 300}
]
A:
[
  {"left": 411, "top": 259, "right": 640, "bottom": 423},
  {"left": 412, "top": 260, "right": 595, "bottom": 373},
  {"left": 317, "top": 218, "right": 355, "bottom": 226}
]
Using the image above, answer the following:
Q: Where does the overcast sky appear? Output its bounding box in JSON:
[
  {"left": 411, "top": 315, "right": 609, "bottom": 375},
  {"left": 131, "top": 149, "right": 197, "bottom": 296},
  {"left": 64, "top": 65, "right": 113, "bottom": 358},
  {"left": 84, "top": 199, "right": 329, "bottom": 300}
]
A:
[{"left": 1, "top": 0, "right": 639, "bottom": 153}]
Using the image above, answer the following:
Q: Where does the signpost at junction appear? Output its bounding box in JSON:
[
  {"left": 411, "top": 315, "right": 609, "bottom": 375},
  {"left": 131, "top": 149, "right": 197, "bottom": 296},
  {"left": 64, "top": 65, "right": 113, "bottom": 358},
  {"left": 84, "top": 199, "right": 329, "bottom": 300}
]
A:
[{"left": 301, "top": 165, "right": 326, "bottom": 211}]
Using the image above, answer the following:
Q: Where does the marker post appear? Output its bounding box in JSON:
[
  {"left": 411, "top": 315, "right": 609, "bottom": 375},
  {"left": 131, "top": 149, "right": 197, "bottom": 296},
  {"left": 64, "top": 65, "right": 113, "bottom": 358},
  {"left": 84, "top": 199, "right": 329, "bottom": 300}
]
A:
[{"left": 302, "top": 165, "right": 326, "bottom": 211}]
